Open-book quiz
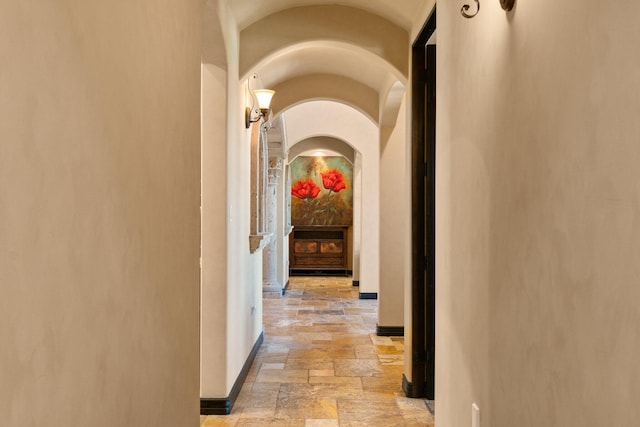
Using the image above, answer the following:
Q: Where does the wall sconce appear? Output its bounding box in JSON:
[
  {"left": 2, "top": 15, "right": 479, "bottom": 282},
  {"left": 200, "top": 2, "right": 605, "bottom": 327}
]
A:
[
  {"left": 461, "top": 0, "right": 514, "bottom": 18},
  {"left": 245, "top": 75, "right": 275, "bottom": 128},
  {"left": 500, "top": 0, "right": 515, "bottom": 11}
]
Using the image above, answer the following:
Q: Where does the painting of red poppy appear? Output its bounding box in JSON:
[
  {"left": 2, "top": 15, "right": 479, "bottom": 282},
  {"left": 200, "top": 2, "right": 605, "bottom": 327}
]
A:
[
  {"left": 290, "top": 156, "right": 353, "bottom": 226},
  {"left": 291, "top": 179, "right": 321, "bottom": 199},
  {"left": 320, "top": 169, "right": 347, "bottom": 193}
]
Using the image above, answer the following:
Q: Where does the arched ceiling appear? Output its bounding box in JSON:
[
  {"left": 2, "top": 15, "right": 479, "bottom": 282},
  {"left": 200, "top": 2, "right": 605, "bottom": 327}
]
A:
[
  {"left": 285, "top": 100, "right": 378, "bottom": 156},
  {"left": 289, "top": 137, "right": 356, "bottom": 164},
  {"left": 228, "top": 0, "right": 426, "bottom": 130},
  {"left": 253, "top": 42, "right": 400, "bottom": 91},
  {"left": 270, "top": 74, "right": 379, "bottom": 123},
  {"left": 227, "top": 0, "right": 427, "bottom": 32},
  {"left": 239, "top": 5, "right": 408, "bottom": 80}
]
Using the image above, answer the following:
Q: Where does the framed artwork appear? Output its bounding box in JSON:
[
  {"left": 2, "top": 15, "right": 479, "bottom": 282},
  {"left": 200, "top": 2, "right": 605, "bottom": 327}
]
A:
[{"left": 290, "top": 156, "right": 353, "bottom": 226}]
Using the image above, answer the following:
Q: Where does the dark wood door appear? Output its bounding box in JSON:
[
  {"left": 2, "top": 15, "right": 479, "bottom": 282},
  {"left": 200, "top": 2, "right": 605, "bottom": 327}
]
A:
[{"left": 408, "top": 8, "right": 436, "bottom": 400}]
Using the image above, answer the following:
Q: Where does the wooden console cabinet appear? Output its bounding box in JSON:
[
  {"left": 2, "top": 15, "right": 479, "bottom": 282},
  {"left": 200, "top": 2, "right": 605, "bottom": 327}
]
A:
[{"left": 289, "top": 226, "right": 348, "bottom": 273}]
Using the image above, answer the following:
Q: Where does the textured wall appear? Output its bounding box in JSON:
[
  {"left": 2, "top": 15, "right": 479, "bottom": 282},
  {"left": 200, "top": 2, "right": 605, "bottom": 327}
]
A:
[
  {"left": 0, "top": 1, "right": 202, "bottom": 425},
  {"left": 437, "top": 1, "right": 640, "bottom": 426},
  {"left": 379, "top": 99, "right": 407, "bottom": 327},
  {"left": 201, "top": 61, "right": 229, "bottom": 397}
]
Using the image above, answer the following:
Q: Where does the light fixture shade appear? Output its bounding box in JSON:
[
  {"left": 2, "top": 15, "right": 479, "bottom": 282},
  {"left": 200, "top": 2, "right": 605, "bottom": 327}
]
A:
[
  {"left": 253, "top": 89, "right": 275, "bottom": 110},
  {"left": 500, "top": 0, "right": 515, "bottom": 11}
]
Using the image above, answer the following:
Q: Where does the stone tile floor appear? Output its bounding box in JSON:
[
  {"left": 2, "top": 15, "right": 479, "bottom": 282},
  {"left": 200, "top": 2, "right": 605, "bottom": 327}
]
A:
[{"left": 200, "top": 276, "right": 434, "bottom": 427}]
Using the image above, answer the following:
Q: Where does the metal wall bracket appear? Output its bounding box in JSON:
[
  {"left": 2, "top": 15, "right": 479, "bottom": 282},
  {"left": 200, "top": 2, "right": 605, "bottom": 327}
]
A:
[{"left": 461, "top": 0, "right": 480, "bottom": 18}]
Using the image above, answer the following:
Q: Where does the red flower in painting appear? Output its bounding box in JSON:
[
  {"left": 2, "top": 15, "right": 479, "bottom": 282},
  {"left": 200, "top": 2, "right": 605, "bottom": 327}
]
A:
[
  {"left": 291, "top": 179, "right": 321, "bottom": 199},
  {"left": 320, "top": 169, "right": 347, "bottom": 193}
]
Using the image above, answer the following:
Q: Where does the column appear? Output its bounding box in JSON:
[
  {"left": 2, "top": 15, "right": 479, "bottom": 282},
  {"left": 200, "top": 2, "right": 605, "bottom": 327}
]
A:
[{"left": 263, "top": 156, "right": 283, "bottom": 293}]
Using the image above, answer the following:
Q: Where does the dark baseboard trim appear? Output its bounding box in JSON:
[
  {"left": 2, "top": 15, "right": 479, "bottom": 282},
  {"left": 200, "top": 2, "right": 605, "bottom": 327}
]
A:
[
  {"left": 352, "top": 280, "right": 360, "bottom": 287},
  {"left": 282, "top": 280, "right": 290, "bottom": 295},
  {"left": 359, "top": 292, "right": 378, "bottom": 300},
  {"left": 376, "top": 324, "right": 404, "bottom": 336},
  {"left": 200, "top": 397, "right": 230, "bottom": 416},
  {"left": 290, "top": 269, "right": 350, "bottom": 277},
  {"left": 201, "top": 331, "right": 264, "bottom": 415},
  {"left": 402, "top": 374, "right": 414, "bottom": 397}
]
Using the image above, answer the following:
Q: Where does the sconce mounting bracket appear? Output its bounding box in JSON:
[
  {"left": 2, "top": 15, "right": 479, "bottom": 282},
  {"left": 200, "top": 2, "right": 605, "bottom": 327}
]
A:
[
  {"left": 245, "top": 107, "right": 253, "bottom": 129},
  {"left": 461, "top": 0, "right": 515, "bottom": 18}
]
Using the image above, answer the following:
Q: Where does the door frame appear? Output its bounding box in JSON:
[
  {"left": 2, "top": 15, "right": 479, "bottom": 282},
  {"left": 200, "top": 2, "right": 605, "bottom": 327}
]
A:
[{"left": 406, "top": 6, "right": 436, "bottom": 400}]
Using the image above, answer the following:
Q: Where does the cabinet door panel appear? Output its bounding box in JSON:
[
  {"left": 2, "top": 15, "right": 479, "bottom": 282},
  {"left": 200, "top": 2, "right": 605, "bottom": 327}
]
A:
[{"left": 295, "top": 241, "right": 318, "bottom": 253}]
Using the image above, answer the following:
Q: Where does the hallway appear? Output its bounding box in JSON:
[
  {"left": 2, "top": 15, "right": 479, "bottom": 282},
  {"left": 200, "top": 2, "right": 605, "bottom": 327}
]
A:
[{"left": 200, "top": 277, "right": 434, "bottom": 426}]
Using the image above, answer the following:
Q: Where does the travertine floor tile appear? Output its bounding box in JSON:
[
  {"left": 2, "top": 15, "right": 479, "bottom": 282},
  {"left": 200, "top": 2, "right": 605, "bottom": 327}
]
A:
[
  {"left": 235, "top": 418, "right": 305, "bottom": 426},
  {"left": 200, "top": 276, "right": 434, "bottom": 427},
  {"left": 234, "top": 383, "right": 280, "bottom": 411},
  {"left": 285, "top": 359, "right": 335, "bottom": 370},
  {"left": 378, "top": 354, "right": 404, "bottom": 366},
  {"left": 397, "top": 396, "right": 431, "bottom": 411},
  {"left": 334, "top": 359, "right": 385, "bottom": 377},
  {"left": 309, "top": 369, "right": 335, "bottom": 377},
  {"left": 261, "top": 362, "right": 285, "bottom": 370},
  {"left": 279, "top": 382, "right": 363, "bottom": 400},
  {"left": 309, "top": 376, "right": 362, "bottom": 386},
  {"left": 361, "top": 375, "right": 403, "bottom": 395},
  {"left": 255, "top": 367, "right": 308, "bottom": 383},
  {"left": 337, "top": 397, "right": 405, "bottom": 426},
  {"left": 201, "top": 414, "right": 240, "bottom": 426},
  {"left": 403, "top": 411, "right": 435, "bottom": 426},
  {"left": 305, "top": 419, "right": 340, "bottom": 427},
  {"left": 275, "top": 396, "right": 338, "bottom": 419},
  {"left": 354, "top": 345, "right": 379, "bottom": 359},
  {"left": 288, "top": 347, "right": 356, "bottom": 360}
]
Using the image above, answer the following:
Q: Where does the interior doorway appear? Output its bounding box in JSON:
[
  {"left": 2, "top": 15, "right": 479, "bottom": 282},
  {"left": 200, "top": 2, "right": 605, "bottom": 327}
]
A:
[
  {"left": 407, "top": 7, "right": 436, "bottom": 400},
  {"left": 287, "top": 144, "right": 356, "bottom": 278}
]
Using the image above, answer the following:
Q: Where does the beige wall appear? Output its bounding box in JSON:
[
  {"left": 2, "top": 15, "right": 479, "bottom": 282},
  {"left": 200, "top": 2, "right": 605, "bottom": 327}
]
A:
[
  {"left": 201, "top": 0, "right": 265, "bottom": 398},
  {"left": 201, "top": 60, "right": 229, "bottom": 396},
  {"left": 0, "top": 1, "right": 202, "bottom": 425},
  {"left": 378, "top": 98, "right": 407, "bottom": 327},
  {"left": 225, "top": 38, "right": 265, "bottom": 400},
  {"left": 437, "top": 1, "right": 640, "bottom": 425}
]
